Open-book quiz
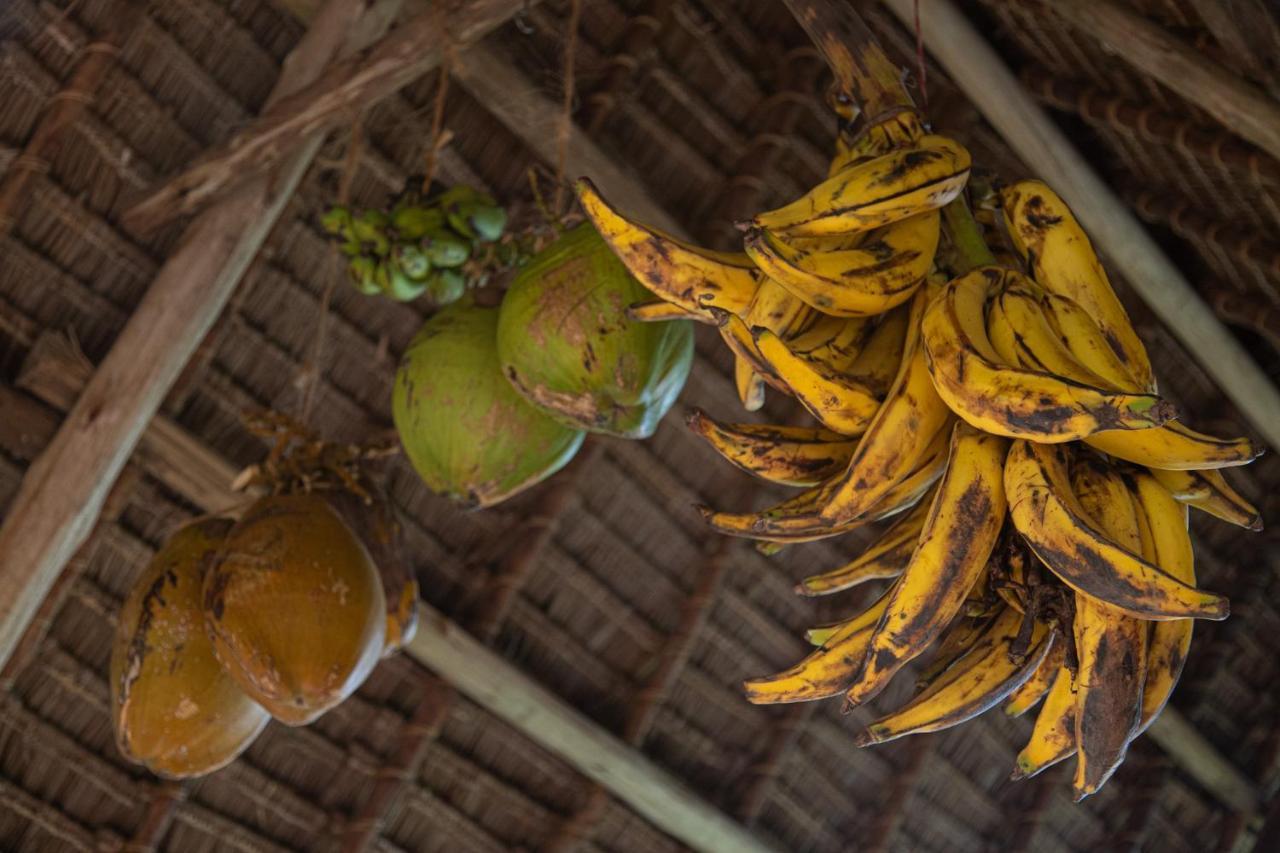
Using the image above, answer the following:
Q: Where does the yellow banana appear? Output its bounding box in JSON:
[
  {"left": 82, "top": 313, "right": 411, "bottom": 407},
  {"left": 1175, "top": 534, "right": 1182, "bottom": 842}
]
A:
[
  {"left": 828, "top": 112, "right": 925, "bottom": 177},
  {"left": 626, "top": 299, "right": 710, "bottom": 324},
  {"left": 1149, "top": 467, "right": 1262, "bottom": 530},
  {"left": 1012, "top": 664, "right": 1077, "bottom": 779},
  {"left": 922, "top": 267, "right": 1174, "bottom": 442},
  {"left": 993, "top": 284, "right": 1117, "bottom": 389},
  {"left": 1070, "top": 459, "right": 1148, "bottom": 800},
  {"left": 1004, "top": 440, "right": 1228, "bottom": 621},
  {"left": 1001, "top": 179, "right": 1155, "bottom": 391},
  {"left": 815, "top": 289, "right": 954, "bottom": 526},
  {"left": 716, "top": 278, "right": 816, "bottom": 393},
  {"left": 753, "top": 135, "right": 970, "bottom": 236},
  {"left": 1005, "top": 641, "right": 1065, "bottom": 718},
  {"left": 685, "top": 408, "right": 857, "bottom": 488},
  {"left": 752, "top": 328, "right": 881, "bottom": 435},
  {"left": 742, "top": 211, "right": 937, "bottom": 316},
  {"left": 734, "top": 354, "right": 766, "bottom": 412},
  {"left": 743, "top": 584, "right": 895, "bottom": 704},
  {"left": 1128, "top": 470, "right": 1195, "bottom": 736},
  {"left": 796, "top": 488, "right": 934, "bottom": 596},
  {"left": 846, "top": 303, "right": 910, "bottom": 397},
  {"left": 913, "top": 612, "right": 994, "bottom": 690},
  {"left": 844, "top": 422, "right": 1009, "bottom": 707},
  {"left": 786, "top": 314, "right": 874, "bottom": 369},
  {"left": 1085, "top": 421, "right": 1261, "bottom": 470},
  {"left": 855, "top": 607, "right": 1052, "bottom": 745},
  {"left": 578, "top": 179, "right": 755, "bottom": 317},
  {"left": 698, "top": 420, "right": 949, "bottom": 542},
  {"left": 1039, "top": 290, "right": 1139, "bottom": 392}
]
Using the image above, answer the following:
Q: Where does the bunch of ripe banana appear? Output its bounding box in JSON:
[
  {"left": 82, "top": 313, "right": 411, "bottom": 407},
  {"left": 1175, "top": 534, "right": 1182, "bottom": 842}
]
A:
[
  {"left": 578, "top": 113, "right": 1263, "bottom": 798},
  {"left": 321, "top": 184, "right": 508, "bottom": 304}
]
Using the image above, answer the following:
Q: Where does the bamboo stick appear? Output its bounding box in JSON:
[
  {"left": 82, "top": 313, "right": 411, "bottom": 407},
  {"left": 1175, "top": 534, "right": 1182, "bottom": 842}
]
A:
[
  {"left": 0, "top": 0, "right": 394, "bottom": 674},
  {"left": 122, "top": 1, "right": 527, "bottom": 233},
  {"left": 882, "top": 0, "right": 1280, "bottom": 456},
  {"left": 1052, "top": 0, "right": 1280, "bottom": 163}
]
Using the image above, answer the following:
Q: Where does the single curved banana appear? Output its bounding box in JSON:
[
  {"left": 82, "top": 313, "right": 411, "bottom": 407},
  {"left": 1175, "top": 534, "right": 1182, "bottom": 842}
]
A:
[
  {"left": 846, "top": 303, "right": 910, "bottom": 397},
  {"left": 1004, "top": 440, "right": 1228, "bottom": 621},
  {"left": 828, "top": 112, "right": 925, "bottom": 177},
  {"left": 752, "top": 328, "right": 881, "bottom": 435},
  {"left": 1085, "top": 421, "right": 1260, "bottom": 471},
  {"left": 698, "top": 421, "right": 949, "bottom": 542},
  {"left": 626, "top": 299, "right": 710, "bottom": 324},
  {"left": 743, "top": 211, "right": 937, "bottom": 317},
  {"left": 1005, "top": 641, "right": 1065, "bottom": 718},
  {"left": 734, "top": 354, "right": 766, "bottom": 412},
  {"left": 1002, "top": 179, "right": 1155, "bottom": 392},
  {"left": 1012, "top": 665, "right": 1077, "bottom": 779},
  {"left": 1128, "top": 470, "right": 1195, "bottom": 736},
  {"left": 1070, "top": 459, "right": 1148, "bottom": 800},
  {"left": 844, "top": 422, "right": 1009, "bottom": 707},
  {"left": 753, "top": 135, "right": 970, "bottom": 236},
  {"left": 685, "top": 408, "right": 857, "bottom": 488},
  {"left": 743, "top": 585, "right": 895, "bottom": 704},
  {"left": 1149, "top": 467, "right": 1262, "bottom": 530},
  {"left": 922, "top": 267, "right": 1174, "bottom": 442},
  {"left": 578, "top": 178, "right": 756, "bottom": 317},
  {"left": 855, "top": 607, "right": 1052, "bottom": 745},
  {"left": 796, "top": 489, "right": 934, "bottom": 596}
]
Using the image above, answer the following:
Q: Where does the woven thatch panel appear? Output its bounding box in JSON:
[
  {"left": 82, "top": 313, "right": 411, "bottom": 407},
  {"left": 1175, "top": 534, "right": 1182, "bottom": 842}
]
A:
[{"left": 1, "top": 0, "right": 1278, "bottom": 850}]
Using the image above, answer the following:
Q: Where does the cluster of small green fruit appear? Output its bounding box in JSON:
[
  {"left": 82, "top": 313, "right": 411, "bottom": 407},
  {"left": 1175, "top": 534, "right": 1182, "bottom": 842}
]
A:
[{"left": 321, "top": 185, "right": 508, "bottom": 303}]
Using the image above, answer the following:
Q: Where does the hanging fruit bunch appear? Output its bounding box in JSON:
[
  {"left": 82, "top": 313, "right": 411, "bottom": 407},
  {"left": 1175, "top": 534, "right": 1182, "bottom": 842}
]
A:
[
  {"left": 111, "top": 414, "right": 420, "bottom": 777},
  {"left": 393, "top": 199, "right": 695, "bottom": 508},
  {"left": 579, "top": 97, "right": 1261, "bottom": 796},
  {"left": 321, "top": 184, "right": 510, "bottom": 304}
]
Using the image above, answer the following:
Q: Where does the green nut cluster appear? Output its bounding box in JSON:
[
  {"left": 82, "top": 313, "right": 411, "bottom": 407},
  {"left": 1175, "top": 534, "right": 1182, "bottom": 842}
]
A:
[{"left": 321, "top": 185, "right": 509, "bottom": 304}]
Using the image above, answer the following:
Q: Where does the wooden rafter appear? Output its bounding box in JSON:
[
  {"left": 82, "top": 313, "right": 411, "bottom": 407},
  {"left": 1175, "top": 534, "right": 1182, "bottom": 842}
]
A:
[
  {"left": 735, "top": 704, "right": 814, "bottom": 827},
  {"left": 0, "top": 0, "right": 401, "bottom": 673},
  {"left": 122, "top": 0, "right": 531, "bottom": 233},
  {"left": 882, "top": 0, "right": 1280, "bottom": 454}
]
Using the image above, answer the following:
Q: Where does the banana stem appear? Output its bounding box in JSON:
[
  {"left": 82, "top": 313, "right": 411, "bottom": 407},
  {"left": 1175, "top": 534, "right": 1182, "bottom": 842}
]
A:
[{"left": 942, "top": 197, "right": 997, "bottom": 275}]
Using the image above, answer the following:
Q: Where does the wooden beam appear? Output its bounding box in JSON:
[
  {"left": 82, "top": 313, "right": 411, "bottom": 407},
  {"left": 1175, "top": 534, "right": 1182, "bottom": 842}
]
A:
[
  {"left": 1146, "top": 707, "right": 1260, "bottom": 814},
  {"left": 449, "top": 40, "right": 683, "bottom": 235},
  {"left": 0, "top": 0, "right": 394, "bottom": 673},
  {"left": 1052, "top": 0, "right": 1280, "bottom": 162},
  {"left": 404, "top": 605, "right": 775, "bottom": 853},
  {"left": 122, "top": 0, "right": 527, "bottom": 233},
  {"left": 882, "top": 0, "right": 1280, "bottom": 455}
]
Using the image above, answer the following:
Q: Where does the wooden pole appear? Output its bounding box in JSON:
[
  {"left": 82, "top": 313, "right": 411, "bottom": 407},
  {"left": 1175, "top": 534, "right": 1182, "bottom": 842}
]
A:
[
  {"left": 404, "top": 604, "right": 775, "bottom": 853},
  {"left": 122, "top": 1, "right": 529, "bottom": 233},
  {"left": 0, "top": 0, "right": 394, "bottom": 674},
  {"left": 882, "top": 0, "right": 1280, "bottom": 456},
  {"left": 1052, "top": 0, "right": 1280, "bottom": 163}
]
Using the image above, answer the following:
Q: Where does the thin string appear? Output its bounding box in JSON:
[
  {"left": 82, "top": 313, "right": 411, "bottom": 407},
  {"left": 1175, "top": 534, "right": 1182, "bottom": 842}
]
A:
[
  {"left": 300, "top": 117, "right": 364, "bottom": 423},
  {"left": 552, "top": 0, "right": 583, "bottom": 218},
  {"left": 422, "top": 46, "right": 454, "bottom": 192}
]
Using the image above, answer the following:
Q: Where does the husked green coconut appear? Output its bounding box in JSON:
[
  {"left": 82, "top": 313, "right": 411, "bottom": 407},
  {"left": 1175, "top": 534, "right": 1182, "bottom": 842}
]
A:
[
  {"left": 496, "top": 223, "right": 694, "bottom": 438},
  {"left": 393, "top": 298, "right": 584, "bottom": 508}
]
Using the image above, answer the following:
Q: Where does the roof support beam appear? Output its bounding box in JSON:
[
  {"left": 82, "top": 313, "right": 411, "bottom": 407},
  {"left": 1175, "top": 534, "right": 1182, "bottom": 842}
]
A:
[
  {"left": 123, "top": 0, "right": 530, "bottom": 233},
  {"left": 881, "top": 0, "right": 1280, "bottom": 461},
  {"left": 0, "top": 0, "right": 398, "bottom": 673}
]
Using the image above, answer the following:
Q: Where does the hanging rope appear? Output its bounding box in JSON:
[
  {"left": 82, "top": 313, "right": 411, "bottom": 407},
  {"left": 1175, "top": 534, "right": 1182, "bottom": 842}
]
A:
[
  {"left": 299, "top": 117, "right": 365, "bottom": 424},
  {"left": 552, "top": 0, "right": 583, "bottom": 218},
  {"left": 422, "top": 46, "right": 454, "bottom": 192}
]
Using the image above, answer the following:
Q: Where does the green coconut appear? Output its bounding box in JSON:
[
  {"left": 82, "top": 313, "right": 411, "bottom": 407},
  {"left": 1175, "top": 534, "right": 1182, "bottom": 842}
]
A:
[
  {"left": 393, "top": 298, "right": 585, "bottom": 508},
  {"left": 496, "top": 223, "right": 694, "bottom": 438}
]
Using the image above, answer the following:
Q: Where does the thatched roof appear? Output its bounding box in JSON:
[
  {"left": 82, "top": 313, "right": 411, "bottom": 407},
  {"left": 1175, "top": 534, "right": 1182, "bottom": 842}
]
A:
[{"left": 1, "top": 0, "right": 1278, "bottom": 850}]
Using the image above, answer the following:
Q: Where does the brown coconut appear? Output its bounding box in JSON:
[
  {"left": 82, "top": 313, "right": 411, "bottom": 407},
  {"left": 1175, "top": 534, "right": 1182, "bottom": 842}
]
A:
[
  {"left": 111, "top": 517, "right": 269, "bottom": 779},
  {"left": 203, "top": 493, "right": 385, "bottom": 725}
]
